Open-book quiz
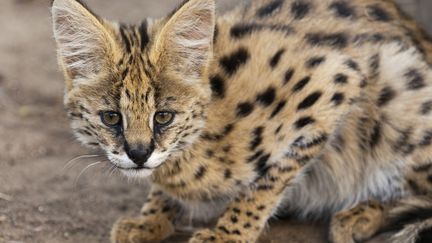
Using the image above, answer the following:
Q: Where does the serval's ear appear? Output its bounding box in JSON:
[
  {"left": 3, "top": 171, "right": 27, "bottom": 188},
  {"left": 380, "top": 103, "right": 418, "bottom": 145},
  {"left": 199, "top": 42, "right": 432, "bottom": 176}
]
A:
[
  {"left": 153, "top": 0, "right": 216, "bottom": 83},
  {"left": 52, "top": 0, "right": 118, "bottom": 88}
]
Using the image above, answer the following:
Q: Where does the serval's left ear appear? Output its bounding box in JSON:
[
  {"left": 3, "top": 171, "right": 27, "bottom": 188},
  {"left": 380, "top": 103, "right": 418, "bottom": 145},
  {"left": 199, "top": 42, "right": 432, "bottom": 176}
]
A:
[{"left": 152, "top": 0, "right": 216, "bottom": 83}]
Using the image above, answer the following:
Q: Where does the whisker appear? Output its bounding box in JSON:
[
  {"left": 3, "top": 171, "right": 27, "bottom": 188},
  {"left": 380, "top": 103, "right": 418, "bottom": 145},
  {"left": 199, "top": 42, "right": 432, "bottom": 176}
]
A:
[
  {"left": 63, "top": 154, "right": 102, "bottom": 171},
  {"left": 108, "top": 165, "right": 118, "bottom": 177},
  {"left": 101, "top": 162, "right": 116, "bottom": 176},
  {"left": 74, "top": 161, "right": 103, "bottom": 186}
]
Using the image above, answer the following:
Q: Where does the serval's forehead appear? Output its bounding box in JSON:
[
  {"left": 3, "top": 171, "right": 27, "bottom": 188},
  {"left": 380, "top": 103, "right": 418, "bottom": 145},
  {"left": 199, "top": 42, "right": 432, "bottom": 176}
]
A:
[
  {"left": 115, "top": 21, "right": 158, "bottom": 107},
  {"left": 119, "top": 63, "right": 156, "bottom": 118}
]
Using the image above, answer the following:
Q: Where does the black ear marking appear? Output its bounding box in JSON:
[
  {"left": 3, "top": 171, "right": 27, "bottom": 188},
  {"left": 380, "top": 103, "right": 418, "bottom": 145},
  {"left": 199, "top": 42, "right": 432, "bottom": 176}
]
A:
[{"left": 138, "top": 20, "right": 150, "bottom": 51}]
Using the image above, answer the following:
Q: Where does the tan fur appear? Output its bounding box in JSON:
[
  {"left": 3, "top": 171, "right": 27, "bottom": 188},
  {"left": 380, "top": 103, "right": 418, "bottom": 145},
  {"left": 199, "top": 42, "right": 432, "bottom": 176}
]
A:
[{"left": 52, "top": 0, "right": 432, "bottom": 242}]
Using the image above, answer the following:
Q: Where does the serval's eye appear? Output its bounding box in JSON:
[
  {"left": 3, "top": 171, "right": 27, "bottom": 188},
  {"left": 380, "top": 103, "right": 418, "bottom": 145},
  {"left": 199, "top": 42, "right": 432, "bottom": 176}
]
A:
[
  {"left": 100, "top": 111, "right": 122, "bottom": 127},
  {"left": 154, "top": 111, "right": 175, "bottom": 126}
]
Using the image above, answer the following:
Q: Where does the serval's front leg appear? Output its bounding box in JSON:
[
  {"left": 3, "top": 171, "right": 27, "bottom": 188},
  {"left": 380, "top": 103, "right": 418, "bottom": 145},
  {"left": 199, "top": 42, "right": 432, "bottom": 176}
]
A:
[
  {"left": 189, "top": 162, "right": 301, "bottom": 243},
  {"left": 111, "top": 186, "right": 179, "bottom": 243}
]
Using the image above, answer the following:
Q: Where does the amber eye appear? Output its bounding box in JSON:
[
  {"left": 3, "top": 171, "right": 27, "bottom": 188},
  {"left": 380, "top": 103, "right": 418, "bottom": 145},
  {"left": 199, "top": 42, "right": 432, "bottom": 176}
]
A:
[
  {"left": 154, "top": 111, "right": 175, "bottom": 126},
  {"left": 100, "top": 111, "right": 121, "bottom": 127}
]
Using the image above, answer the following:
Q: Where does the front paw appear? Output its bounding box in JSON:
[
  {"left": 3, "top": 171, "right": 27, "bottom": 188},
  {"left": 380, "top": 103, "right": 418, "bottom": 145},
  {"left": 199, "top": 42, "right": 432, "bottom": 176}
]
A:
[
  {"left": 189, "top": 229, "right": 241, "bottom": 243},
  {"left": 111, "top": 217, "right": 174, "bottom": 243}
]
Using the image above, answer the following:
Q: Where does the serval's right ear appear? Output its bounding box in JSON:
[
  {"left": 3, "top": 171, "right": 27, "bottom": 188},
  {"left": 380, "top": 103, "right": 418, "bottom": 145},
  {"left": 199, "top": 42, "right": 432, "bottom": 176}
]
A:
[{"left": 52, "top": 0, "right": 118, "bottom": 89}]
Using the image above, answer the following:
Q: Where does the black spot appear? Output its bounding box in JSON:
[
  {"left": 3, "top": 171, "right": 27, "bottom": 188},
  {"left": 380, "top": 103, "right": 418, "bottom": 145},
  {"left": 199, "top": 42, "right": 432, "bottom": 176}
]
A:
[
  {"left": 270, "top": 49, "right": 286, "bottom": 68},
  {"left": 231, "top": 23, "right": 261, "bottom": 38},
  {"left": 79, "top": 105, "right": 90, "bottom": 114},
  {"left": 232, "top": 229, "right": 241, "bottom": 235},
  {"left": 220, "top": 47, "right": 250, "bottom": 76},
  {"left": 283, "top": 68, "right": 295, "bottom": 85},
  {"left": 296, "top": 155, "right": 312, "bottom": 165},
  {"left": 257, "top": 184, "right": 274, "bottom": 191},
  {"left": 201, "top": 132, "right": 220, "bottom": 141},
  {"left": 292, "top": 76, "right": 311, "bottom": 92},
  {"left": 377, "top": 86, "right": 396, "bottom": 106},
  {"left": 331, "top": 92, "right": 345, "bottom": 106},
  {"left": 250, "top": 126, "right": 265, "bottom": 151},
  {"left": 77, "top": 129, "right": 92, "bottom": 136},
  {"left": 138, "top": 20, "right": 150, "bottom": 51},
  {"left": 393, "top": 129, "right": 416, "bottom": 155},
  {"left": 194, "top": 166, "right": 207, "bottom": 180},
  {"left": 413, "top": 163, "right": 432, "bottom": 172},
  {"left": 306, "top": 56, "right": 326, "bottom": 68},
  {"left": 367, "top": 4, "right": 392, "bottom": 22},
  {"left": 224, "top": 169, "right": 232, "bottom": 179},
  {"left": 255, "top": 153, "right": 271, "bottom": 177},
  {"left": 421, "top": 101, "right": 432, "bottom": 115},
  {"left": 125, "top": 89, "right": 131, "bottom": 99},
  {"left": 405, "top": 68, "right": 426, "bottom": 90},
  {"left": 369, "top": 53, "right": 380, "bottom": 78},
  {"left": 275, "top": 124, "right": 283, "bottom": 134},
  {"left": 230, "top": 215, "right": 239, "bottom": 223},
  {"left": 419, "top": 130, "right": 432, "bottom": 147},
  {"left": 217, "top": 226, "right": 230, "bottom": 234},
  {"left": 232, "top": 208, "right": 241, "bottom": 214},
  {"left": 247, "top": 150, "right": 264, "bottom": 163},
  {"left": 370, "top": 33, "right": 385, "bottom": 43},
  {"left": 294, "top": 116, "right": 315, "bottom": 129},
  {"left": 243, "top": 223, "right": 252, "bottom": 229},
  {"left": 270, "top": 100, "right": 287, "bottom": 118},
  {"left": 345, "top": 59, "right": 360, "bottom": 71},
  {"left": 223, "top": 145, "right": 231, "bottom": 153},
  {"left": 121, "top": 67, "right": 129, "bottom": 80},
  {"left": 214, "top": 24, "right": 219, "bottom": 44},
  {"left": 306, "top": 32, "right": 349, "bottom": 49},
  {"left": 256, "top": 87, "right": 276, "bottom": 107},
  {"left": 152, "top": 190, "right": 163, "bottom": 196},
  {"left": 236, "top": 102, "right": 255, "bottom": 118},
  {"left": 292, "top": 133, "right": 328, "bottom": 149},
  {"left": 223, "top": 123, "right": 235, "bottom": 136},
  {"left": 119, "top": 24, "right": 131, "bottom": 53},
  {"left": 291, "top": 1, "right": 311, "bottom": 19},
  {"left": 162, "top": 205, "right": 171, "bottom": 213},
  {"left": 257, "top": 0, "right": 284, "bottom": 18},
  {"left": 329, "top": 1, "right": 356, "bottom": 19},
  {"left": 334, "top": 73, "right": 348, "bottom": 84},
  {"left": 409, "top": 179, "right": 423, "bottom": 194},
  {"left": 210, "top": 75, "right": 225, "bottom": 98},
  {"left": 297, "top": 91, "right": 322, "bottom": 110},
  {"left": 370, "top": 121, "right": 382, "bottom": 148},
  {"left": 230, "top": 23, "right": 294, "bottom": 39},
  {"left": 257, "top": 205, "right": 266, "bottom": 211}
]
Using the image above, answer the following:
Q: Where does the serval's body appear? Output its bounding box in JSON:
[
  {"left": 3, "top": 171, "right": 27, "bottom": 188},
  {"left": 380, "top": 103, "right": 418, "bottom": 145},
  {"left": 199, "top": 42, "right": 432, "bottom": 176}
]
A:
[{"left": 51, "top": 0, "right": 432, "bottom": 242}]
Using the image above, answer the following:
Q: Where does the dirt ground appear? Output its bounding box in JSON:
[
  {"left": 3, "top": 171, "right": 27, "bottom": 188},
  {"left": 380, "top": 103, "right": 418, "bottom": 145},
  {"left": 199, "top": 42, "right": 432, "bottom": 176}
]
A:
[{"left": 0, "top": 0, "right": 429, "bottom": 243}]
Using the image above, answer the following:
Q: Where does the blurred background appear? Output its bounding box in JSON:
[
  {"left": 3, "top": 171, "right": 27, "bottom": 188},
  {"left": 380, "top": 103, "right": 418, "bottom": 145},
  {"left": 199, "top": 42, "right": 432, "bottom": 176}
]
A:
[{"left": 0, "top": 0, "right": 430, "bottom": 242}]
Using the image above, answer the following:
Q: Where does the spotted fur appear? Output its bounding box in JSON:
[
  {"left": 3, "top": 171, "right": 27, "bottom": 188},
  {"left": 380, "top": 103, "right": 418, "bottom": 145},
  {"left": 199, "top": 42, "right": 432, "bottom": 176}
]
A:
[{"left": 51, "top": 0, "right": 432, "bottom": 242}]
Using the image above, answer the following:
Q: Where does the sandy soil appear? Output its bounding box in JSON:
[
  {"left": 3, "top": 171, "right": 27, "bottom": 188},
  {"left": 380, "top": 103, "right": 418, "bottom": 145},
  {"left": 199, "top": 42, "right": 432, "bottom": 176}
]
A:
[{"left": 0, "top": 0, "right": 428, "bottom": 242}]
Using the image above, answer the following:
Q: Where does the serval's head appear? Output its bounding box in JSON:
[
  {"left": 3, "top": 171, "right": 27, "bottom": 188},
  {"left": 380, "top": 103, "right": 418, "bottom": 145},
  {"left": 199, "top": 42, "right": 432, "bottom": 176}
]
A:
[{"left": 52, "top": 0, "right": 215, "bottom": 178}]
